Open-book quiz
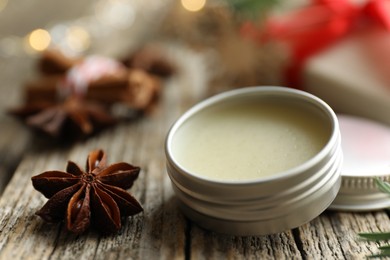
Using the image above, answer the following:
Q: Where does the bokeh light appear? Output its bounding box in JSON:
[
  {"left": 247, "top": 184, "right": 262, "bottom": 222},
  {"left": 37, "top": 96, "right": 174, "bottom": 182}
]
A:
[
  {"left": 65, "top": 26, "right": 91, "bottom": 53},
  {"left": 181, "top": 0, "right": 206, "bottom": 12},
  {"left": 27, "top": 29, "right": 51, "bottom": 51}
]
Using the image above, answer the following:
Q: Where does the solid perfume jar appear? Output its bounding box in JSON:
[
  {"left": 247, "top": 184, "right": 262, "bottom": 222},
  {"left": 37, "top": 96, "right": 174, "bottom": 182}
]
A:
[{"left": 165, "top": 86, "right": 343, "bottom": 236}]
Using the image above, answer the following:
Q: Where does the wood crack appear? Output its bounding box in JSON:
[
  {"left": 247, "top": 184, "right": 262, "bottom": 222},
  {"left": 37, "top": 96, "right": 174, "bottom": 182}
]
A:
[
  {"left": 326, "top": 215, "right": 347, "bottom": 260},
  {"left": 292, "top": 228, "right": 306, "bottom": 260},
  {"left": 184, "top": 219, "right": 192, "bottom": 260},
  {"left": 91, "top": 236, "right": 102, "bottom": 260},
  {"left": 47, "top": 223, "right": 64, "bottom": 260}
]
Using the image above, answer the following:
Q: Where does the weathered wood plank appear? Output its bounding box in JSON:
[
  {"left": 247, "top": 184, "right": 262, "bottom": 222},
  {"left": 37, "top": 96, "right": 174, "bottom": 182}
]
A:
[
  {"left": 0, "top": 44, "right": 206, "bottom": 259},
  {"left": 296, "top": 211, "right": 390, "bottom": 259},
  {"left": 0, "top": 110, "right": 188, "bottom": 259},
  {"left": 188, "top": 210, "right": 390, "bottom": 260},
  {"left": 0, "top": 117, "right": 32, "bottom": 195},
  {"left": 190, "top": 226, "right": 302, "bottom": 259}
]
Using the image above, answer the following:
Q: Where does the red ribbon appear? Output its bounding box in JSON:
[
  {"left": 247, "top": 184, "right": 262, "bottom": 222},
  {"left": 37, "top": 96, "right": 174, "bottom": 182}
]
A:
[{"left": 243, "top": 0, "right": 390, "bottom": 88}]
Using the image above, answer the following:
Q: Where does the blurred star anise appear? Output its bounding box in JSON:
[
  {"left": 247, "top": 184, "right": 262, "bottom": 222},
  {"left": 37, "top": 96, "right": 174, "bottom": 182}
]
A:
[
  {"left": 9, "top": 49, "right": 174, "bottom": 139},
  {"left": 31, "top": 149, "right": 143, "bottom": 234},
  {"left": 9, "top": 96, "right": 116, "bottom": 138}
]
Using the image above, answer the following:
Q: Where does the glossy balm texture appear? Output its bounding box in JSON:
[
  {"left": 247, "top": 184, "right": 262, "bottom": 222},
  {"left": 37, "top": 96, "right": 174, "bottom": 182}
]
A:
[{"left": 171, "top": 99, "right": 330, "bottom": 181}]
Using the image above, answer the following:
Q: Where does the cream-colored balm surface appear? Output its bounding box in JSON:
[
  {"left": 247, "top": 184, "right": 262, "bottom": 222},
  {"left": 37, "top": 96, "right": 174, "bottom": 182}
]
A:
[{"left": 171, "top": 99, "right": 331, "bottom": 181}]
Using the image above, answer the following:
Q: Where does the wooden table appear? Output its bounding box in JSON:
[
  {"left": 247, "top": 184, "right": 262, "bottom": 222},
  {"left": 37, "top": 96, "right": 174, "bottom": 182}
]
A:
[{"left": 1, "top": 3, "right": 390, "bottom": 260}]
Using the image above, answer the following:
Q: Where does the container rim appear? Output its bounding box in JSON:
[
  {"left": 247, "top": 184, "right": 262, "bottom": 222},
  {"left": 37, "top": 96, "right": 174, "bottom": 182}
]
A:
[{"left": 165, "top": 86, "right": 339, "bottom": 186}]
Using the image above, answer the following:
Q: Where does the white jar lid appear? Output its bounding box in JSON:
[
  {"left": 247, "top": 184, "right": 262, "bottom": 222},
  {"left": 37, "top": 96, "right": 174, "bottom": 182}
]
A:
[{"left": 329, "top": 114, "right": 390, "bottom": 211}]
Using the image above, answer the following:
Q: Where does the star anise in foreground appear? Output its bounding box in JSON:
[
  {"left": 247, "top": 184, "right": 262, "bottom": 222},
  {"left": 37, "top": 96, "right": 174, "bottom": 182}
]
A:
[
  {"left": 31, "top": 149, "right": 143, "bottom": 234},
  {"left": 9, "top": 96, "right": 116, "bottom": 138}
]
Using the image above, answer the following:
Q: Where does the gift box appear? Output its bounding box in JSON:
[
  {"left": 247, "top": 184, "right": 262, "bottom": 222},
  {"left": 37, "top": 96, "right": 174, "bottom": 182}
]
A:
[
  {"left": 251, "top": 0, "right": 390, "bottom": 125},
  {"left": 303, "top": 31, "right": 390, "bottom": 125}
]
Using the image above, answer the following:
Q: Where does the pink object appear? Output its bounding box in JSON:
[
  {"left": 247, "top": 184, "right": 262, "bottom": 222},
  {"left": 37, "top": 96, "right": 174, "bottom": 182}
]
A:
[
  {"left": 338, "top": 114, "right": 390, "bottom": 176},
  {"left": 58, "top": 55, "right": 126, "bottom": 98}
]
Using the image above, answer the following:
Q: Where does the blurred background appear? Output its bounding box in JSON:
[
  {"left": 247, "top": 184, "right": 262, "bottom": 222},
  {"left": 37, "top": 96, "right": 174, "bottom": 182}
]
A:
[
  {"left": 2, "top": 0, "right": 390, "bottom": 134},
  {"left": 0, "top": 0, "right": 306, "bottom": 109}
]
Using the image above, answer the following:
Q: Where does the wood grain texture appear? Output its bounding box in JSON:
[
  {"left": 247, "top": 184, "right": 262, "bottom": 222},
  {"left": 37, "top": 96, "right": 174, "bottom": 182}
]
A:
[
  {"left": 0, "top": 116, "right": 32, "bottom": 195},
  {"left": 0, "top": 42, "right": 390, "bottom": 259},
  {"left": 0, "top": 45, "right": 205, "bottom": 259},
  {"left": 190, "top": 226, "right": 302, "bottom": 259},
  {"left": 296, "top": 211, "right": 390, "bottom": 259}
]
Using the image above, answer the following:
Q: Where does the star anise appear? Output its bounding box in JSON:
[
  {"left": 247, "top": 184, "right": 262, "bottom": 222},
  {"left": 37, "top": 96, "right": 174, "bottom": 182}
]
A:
[
  {"left": 31, "top": 149, "right": 143, "bottom": 234},
  {"left": 9, "top": 96, "right": 116, "bottom": 137},
  {"left": 9, "top": 49, "right": 173, "bottom": 139}
]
